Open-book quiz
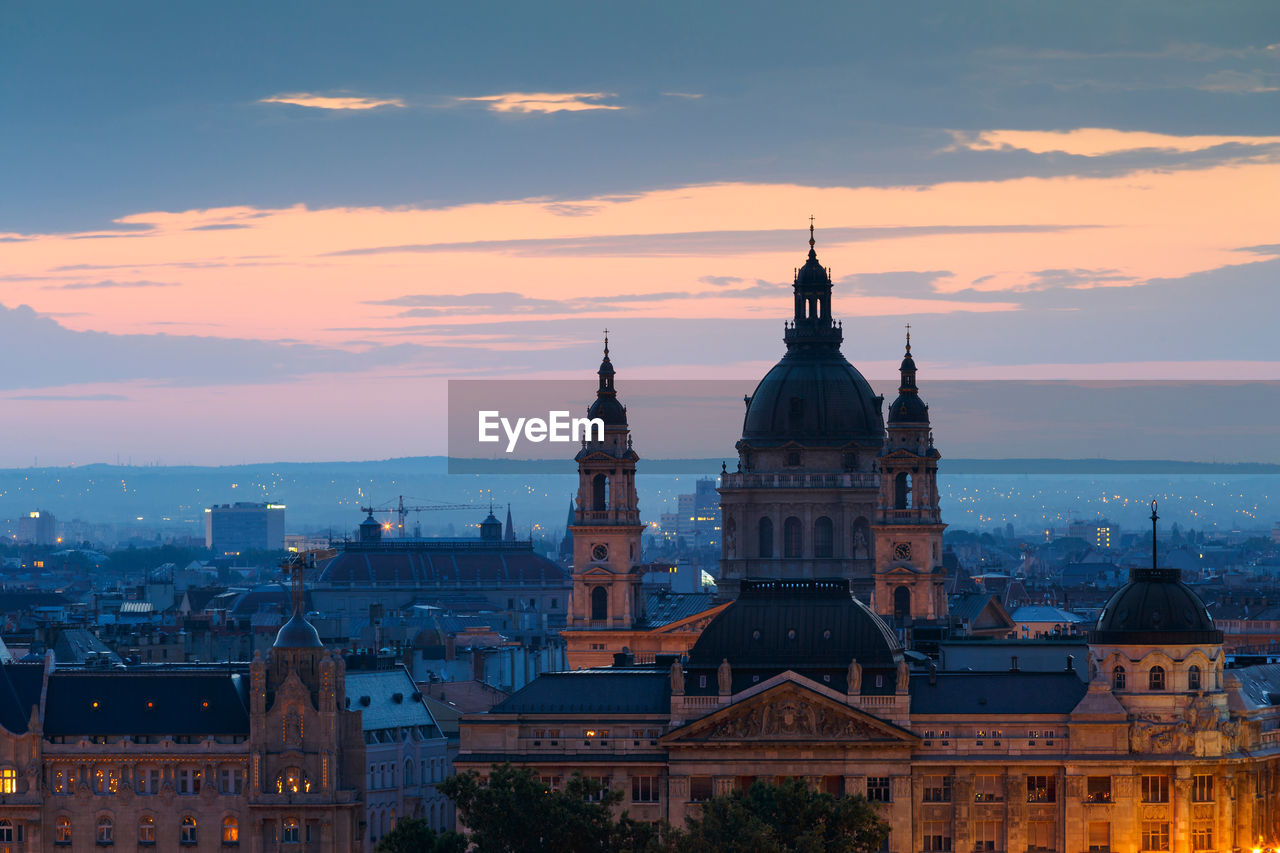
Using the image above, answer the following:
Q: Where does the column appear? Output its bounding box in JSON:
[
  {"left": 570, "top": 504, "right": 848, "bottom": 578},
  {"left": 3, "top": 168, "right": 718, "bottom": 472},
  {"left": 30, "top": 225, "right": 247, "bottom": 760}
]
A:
[{"left": 1173, "top": 770, "right": 1191, "bottom": 853}]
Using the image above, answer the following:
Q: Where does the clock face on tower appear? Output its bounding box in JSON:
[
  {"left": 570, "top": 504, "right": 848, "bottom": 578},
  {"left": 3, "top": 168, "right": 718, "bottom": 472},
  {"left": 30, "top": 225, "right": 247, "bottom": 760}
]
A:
[
  {"left": 893, "top": 542, "right": 912, "bottom": 561},
  {"left": 592, "top": 544, "right": 609, "bottom": 562}
]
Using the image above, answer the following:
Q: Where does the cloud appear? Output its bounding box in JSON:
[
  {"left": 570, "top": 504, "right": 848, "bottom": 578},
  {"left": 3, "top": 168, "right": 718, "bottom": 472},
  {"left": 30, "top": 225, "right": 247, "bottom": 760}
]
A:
[
  {"left": 951, "top": 128, "right": 1280, "bottom": 157},
  {"left": 662, "top": 92, "right": 703, "bottom": 99},
  {"left": 699, "top": 275, "right": 745, "bottom": 287},
  {"left": 328, "top": 224, "right": 1091, "bottom": 259},
  {"left": 454, "top": 92, "right": 623, "bottom": 114},
  {"left": 1197, "top": 70, "right": 1280, "bottom": 94},
  {"left": 259, "top": 92, "right": 405, "bottom": 110},
  {"left": 43, "top": 279, "right": 179, "bottom": 291},
  {"left": 8, "top": 393, "right": 128, "bottom": 402}
]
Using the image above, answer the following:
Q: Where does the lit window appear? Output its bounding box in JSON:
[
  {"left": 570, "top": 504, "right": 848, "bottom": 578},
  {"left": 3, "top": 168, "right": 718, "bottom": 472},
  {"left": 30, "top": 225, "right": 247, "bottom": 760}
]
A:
[
  {"left": 973, "top": 775, "right": 1003, "bottom": 802},
  {"left": 1026, "top": 775, "right": 1056, "bottom": 803},
  {"left": 222, "top": 816, "right": 239, "bottom": 844},
  {"left": 0, "top": 767, "right": 16, "bottom": 794},
  {"left": 138, "top": 816, "right": 155, "bottom": 844},
  {"left": 177, "top": 766, "right": 202, "bottom": 795},
  {"left": 52, "top": 767, "right": 72, "bottom": 794},
  {"left": 55, "top": 816, "right": 72, "bottom": 844},
  {"left": 276, "top": 768, "right": 310, "bottom": 795},
  {"left": 282, "top": 817, "right": 300, "bottom": 844},
  {"left": 180, "top": 816, "right": 198, "bottom": 845}
]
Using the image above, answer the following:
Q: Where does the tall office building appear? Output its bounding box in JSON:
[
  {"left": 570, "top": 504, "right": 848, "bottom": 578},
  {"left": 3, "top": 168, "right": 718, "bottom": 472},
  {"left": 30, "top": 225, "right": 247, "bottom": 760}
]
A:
[{"left": 205, "top": 502, "right": 286, "bottom": 555}]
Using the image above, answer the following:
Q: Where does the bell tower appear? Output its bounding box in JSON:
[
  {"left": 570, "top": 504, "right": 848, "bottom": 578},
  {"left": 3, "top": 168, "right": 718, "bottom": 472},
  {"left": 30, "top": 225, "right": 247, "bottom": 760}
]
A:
[
  {"left": 873, "top": 329, "right": 947, "bottom": 624},
  {"left": 567, "top": 335, "right": 644, "bottom": 630}
]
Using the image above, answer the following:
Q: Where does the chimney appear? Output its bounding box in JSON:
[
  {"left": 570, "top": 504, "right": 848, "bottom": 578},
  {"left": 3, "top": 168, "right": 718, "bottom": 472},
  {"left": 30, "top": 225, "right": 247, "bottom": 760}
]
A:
[
  {"left": 1010, "top": 655, "right": 1020, "bottom": 672},
  {"left": 928, "top": 661, "right": 937, "bottom": 686},
  {"left": 1066, "top": 654, "right": 1075, "bottom": 672},
  {"left": 613, "top": 650, "right": 635, "bottom": 668}
]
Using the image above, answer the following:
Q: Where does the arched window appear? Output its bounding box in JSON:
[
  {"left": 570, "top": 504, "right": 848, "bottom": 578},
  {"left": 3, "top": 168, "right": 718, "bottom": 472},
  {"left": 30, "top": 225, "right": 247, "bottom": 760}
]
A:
[
  {"left": 404, "top": 758, "right": 415, "bottom": 786},
  {"left": 0, "top": 820, "right": 18, "bottom": 843},
  {"left": 592, "top": 474, "right": 609, "bottom": 511},
  {"left": 813, "top": 516, "right": 834, "bottom": 558},
  {"left": 180, "top": 816, "right": 197, "bottom": 844},
  {"left": 1188, "top": 664, "right": 1202, "bottom": 690},
  {"left": 275, "top": 767, "right": 310, "bottom": 795},
  {"left": 590, "top": 586, "right": 608, "bottom": 622},
  {"left": 139, "top": 816, "right": 155, "bottom": 844},
  {"left": 55, "top": 816, "right": 72, "bottom": 843},
  {"left": 893, "top": 586, "right": 911, "bottom": 621},
  {"left": 222, "top": 816, "right": 239, "bottom": 844},
  {"left": 758, "top": 517, "right": 773, "bottom": 558},
  {"left": 783, "top": 516, "right": 803, "bottom": 558},
  {"left": 894, "top": 472, "right": 911, "bottom": 509},
  {"left": 1113, "top": 665, "right": 1126, "bottom": 690},
  {"left": 1149, "top": 665, "right": 1166, "bottom": 691},
  {"left": 96, "top": 817, "right": 113, "bottom": 844},
  {"left": 282, "top": 817, "right": 301, "bottom": 844}
]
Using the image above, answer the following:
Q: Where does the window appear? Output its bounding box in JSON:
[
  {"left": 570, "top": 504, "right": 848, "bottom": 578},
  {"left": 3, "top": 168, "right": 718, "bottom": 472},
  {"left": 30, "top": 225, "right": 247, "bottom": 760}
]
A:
[
  {"left": 276, "top": 767, "right": 310, "bottom": 794},
  {"left": 1027, "top": 820, "right": 1054, "bottom": 851},
  {"left": 1188, "top": 664, "right": 1202, "bottom": 690},
  {"left": 1141, "top": 821, "right": 1170, "bottom": 851},
  {"left": 139, "top": 816, "right": 155, "bottom": 845},
  {"left": 138, "top": 767, "right": 160, "bottom": 794},
  {"left": 93, "top": 765, "right": 119, "bottom": 794},
  {"left": 282, "top": 817, "right": 300, "bottom": 844},
  {"left": 1086, "top": 776, "right": 1112, "bottom": 803},
  {"left": 222, "top": 816, "right": 239, "bottom": 844},
  {"left": 55, "top": 816, "right": 72, "bottom": 844},
  {"left": 177, "top": 765, "right": 202, "bottom": 795},
  {"left": 783, "top": 516, "right": 803, "bottom": 558},
  {"left": 1191, "top": 822, "right": 1213, "bottom": 851},
  {"left": 866, "top": 776, "right": 891, "bottom": 802},
  {"left": 1141, "top": 775, "right": 1169, "bottom": 803},
  {"left": 1192, "top": 774, "right": 1213, "bottom": 802},
  {"left": 590, "top": 586, "right": 608, "bottom": 621},
  {"left": 922, "top": 821, "right": 951, "bottom": 851},
  {"left": 973, "top": 820, "right": 1002, "bottom": 852},
  {"left": 0, "top": 767, "right": 15, "bottom": 794},
  {"left": 758, "top": 517, "right": 773, "bottom": 558},
  {"left": 1149, "top": 665, "right": 1166, "bottom": 691},
  {"left": 220, "top": 766, "right": 244, "bottom": 794},
  {"left": 632, "top": 775, "right": 659, "bottom": 803},
  {"left": 1112, "top": 666, "right": 1126, "bottom": 689},
  {"left": 97, "top": 817, "right": 114, "bottom": 845},
  {"left": 181, "top": 816, "right": 198, "bottom": 845},
  {"left": 0, "top": 820, "right": 22, "bottom": 843},
  {"left": 1026, "top": 775, "right": 1056, "bottom": 803},
  {"left": 1087, "top": 821, "right": 1110, "bottom": 853},
  {"left": 404, "top": 759, "right": 414, "bottom": 786},
  {"left": 689, "top": 776, "right": 713, "bottom": 803},
  {"left": 52, "top": 767, "right": 73, "bottom": 794},
  {"left": 813, "top": 516, "right": 834, "bottom": 558},
  {"left": 922, "top": 775, "right": 952, "bottom": 802},
  {"left": 974, "top": 775, "right": 1003, "bottom": 802}
]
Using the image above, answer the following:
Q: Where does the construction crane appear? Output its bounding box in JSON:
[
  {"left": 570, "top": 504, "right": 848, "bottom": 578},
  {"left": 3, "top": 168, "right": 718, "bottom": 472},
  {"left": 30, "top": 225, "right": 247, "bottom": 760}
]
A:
[
  {"left": 280, "top": 547, "right": 339, "bottom": 610},
  {"left": 360, "top": 495, "right": 473, "bottom": 538}
]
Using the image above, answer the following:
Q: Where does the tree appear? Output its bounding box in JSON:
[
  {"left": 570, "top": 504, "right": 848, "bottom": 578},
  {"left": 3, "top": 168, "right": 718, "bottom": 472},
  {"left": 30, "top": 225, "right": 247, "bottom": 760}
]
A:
[
  {"left": 440, "top": 764, "right": 663, "bottom": 853},
  {"left": 375, "top": 818, "right": 466, "bottom": 853},
  {"left": 677, "top": 778, "right": 889, "bottom": 853}
]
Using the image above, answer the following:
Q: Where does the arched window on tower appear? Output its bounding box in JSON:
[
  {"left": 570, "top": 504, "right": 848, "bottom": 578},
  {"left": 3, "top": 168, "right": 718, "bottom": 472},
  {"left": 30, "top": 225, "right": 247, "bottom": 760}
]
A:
[
  {"left": 783, "top": 517, "right": 803, "bottom": 558},
  {"left": 1188, "top": 664, "right": 1202, "bottom": 691},
  {"left": 592, "top": 474, "right": 609, "bottom": 511},
  {"left": 1149, "top": 666, "right": 1166, "bottom": 691},
  {"left": 894, "top": 472, "right": 912, "bottom": 509},
  {"left": 893, "top": 586, "right": 911, "bottom": 622},
  {"left": 758, "top": 518, "right": 773, "bottom": 558},
  {"left": 1113, "top": 665, "right": 1126, "bottom": 690},
  {"left": 813, "top": 517, "right": 834, "bottom": 558},
  {"left": 590, "top": 586, "right": 608, "bottom": 622}
]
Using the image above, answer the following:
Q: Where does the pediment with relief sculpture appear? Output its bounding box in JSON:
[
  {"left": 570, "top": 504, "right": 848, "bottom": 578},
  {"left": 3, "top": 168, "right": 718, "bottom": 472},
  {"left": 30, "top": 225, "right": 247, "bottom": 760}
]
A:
[{"left": 663, "top": 680, "right": 917, "bottom": 746}]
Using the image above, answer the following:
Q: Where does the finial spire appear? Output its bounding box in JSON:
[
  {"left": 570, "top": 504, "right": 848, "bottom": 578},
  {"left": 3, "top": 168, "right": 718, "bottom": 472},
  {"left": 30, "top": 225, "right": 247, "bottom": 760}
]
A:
[
  {"left": 808, "top": 215, "right": 816, "bottom": 250},
  {"left": 603, "top": 328, "right": 610, "bottom": 358},
  {"left": 1151, "top": 499, "right": 1159, "bottom": 570},
  {"left": 905, "top": 322, "right": 912, "bottom": 354}
]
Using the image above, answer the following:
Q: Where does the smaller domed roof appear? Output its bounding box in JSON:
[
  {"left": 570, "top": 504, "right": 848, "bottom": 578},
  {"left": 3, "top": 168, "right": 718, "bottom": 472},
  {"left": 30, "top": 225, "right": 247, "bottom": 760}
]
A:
[
  {"left": 1091, "top": 568, "right": 1221, "bottom": 645},
  {"left": 887, "top": 332, "right": 929, "bottom": 426},
  {"left": 274, "top": 610, "right": 323, "bottom": 649},
  {"left": 586, "top": 335, "right": 627, "bottom": 426}
]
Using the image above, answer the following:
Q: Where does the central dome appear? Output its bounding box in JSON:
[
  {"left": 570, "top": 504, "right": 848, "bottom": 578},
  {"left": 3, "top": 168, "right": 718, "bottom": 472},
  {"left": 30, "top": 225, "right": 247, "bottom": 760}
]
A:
[
  {"left": 742, "top": 356, "right": 885, "bottom": 446},
  {"left": 739, "top": 227, "right": 884, "bottom": 448}
]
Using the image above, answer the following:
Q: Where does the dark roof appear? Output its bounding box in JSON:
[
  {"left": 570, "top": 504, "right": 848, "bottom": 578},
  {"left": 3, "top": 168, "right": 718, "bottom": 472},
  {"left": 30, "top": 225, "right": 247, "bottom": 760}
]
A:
[
  {"left": 687, "top": 579, "right": 900, "bottom": 671},
  {"left": 1091, "top": 568, "right": 1222, "bottom": 645},
  {"left": 741, "top": 355, "right": 884, "bottom": 448},
  {"left": 43, "top": 669, "right": 250, "bottom": 736},
  {"left": 0, "top": 664, "right": 44, "bottom": 734},
  {"left": 911, "top": 671, "right": 1088, "bottom": 715},
  {"left": 230, "top": 584, "right": 312, "bottom": 617},
  {"left": 0, "top": 591, "right": 70, "bottom": 612},
  {"left": 52, "top": 629, "right": 121, "bottom": 665},
  {"left": 345, "top": 668, "right": 440, "bottom": 734},
  {"left": 318, "top": 540, "right": 569, "bottom": 586},
  {"left": 635, "top": 590, "right": 718, "bottom": 629},
  {"left": 490, "top": 670, "right": 670, "bottom": 715},
  {"left": 274, "top": 610, "right": 323, "bottom": 648}
]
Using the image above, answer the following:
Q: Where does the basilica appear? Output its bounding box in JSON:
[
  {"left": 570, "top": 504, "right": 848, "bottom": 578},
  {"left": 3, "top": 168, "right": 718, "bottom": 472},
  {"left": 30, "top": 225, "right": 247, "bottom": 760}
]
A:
[{"left": 457, "top": 229, "right": 1280, "bottom": 852}]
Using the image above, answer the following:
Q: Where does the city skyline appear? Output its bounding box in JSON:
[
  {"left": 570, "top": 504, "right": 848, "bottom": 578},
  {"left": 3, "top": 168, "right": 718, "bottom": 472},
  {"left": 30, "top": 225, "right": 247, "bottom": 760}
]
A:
[{"left": 2, "top": 3, "right": 1278, "bottom": 466}]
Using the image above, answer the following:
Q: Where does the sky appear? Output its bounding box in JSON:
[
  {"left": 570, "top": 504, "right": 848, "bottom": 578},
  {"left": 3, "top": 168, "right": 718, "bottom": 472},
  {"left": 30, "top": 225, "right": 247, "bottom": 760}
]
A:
[{"left": 1, "top": 1, "right": 1278, "bottom": 466}]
